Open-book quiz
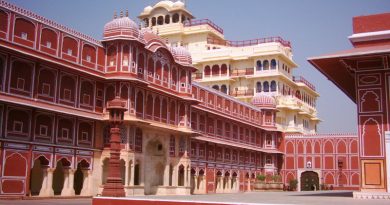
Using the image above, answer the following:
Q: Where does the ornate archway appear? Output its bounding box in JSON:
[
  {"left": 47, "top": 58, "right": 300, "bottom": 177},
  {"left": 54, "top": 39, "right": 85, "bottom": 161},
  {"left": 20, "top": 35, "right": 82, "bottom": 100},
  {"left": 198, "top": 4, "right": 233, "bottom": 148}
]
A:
[{"left": 300, "top": 171, "right": 319, "bottom": 191}]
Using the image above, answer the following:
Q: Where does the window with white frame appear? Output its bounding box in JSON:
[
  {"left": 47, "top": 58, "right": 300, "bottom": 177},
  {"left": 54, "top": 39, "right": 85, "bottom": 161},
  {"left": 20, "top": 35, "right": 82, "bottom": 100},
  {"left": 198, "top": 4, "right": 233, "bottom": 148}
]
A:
[
  {"left": 41, "top": 83, "right": 50, "bottom": 96},
  {"left": 209, "top": 150, "right": 213, "bottom": 158},
  {"left": 13, "top": 121, "right": 23, "bottom": 133},
  {"left": 21, "top": 32, "right": 28, "bottom": 40},
  {"left": 46, "top": 41, "right": 52, "bottom": 48},
  {"left": 266, "top": 156, "right": 272, "bottom": 164},
  {"left": 67, "top": 49, "right": 73, "bottom": 56},
  {"left": 82, "top": 94, "right": 90, "bottom": 105},
  {"left": 17, "top": 78, "right": 25, "bottom": 90},
  {"left": 266, "top": 135, "right": 272, "bottom": 145},
  {"left": 39, "top": 125, "right": 48, "bottom": 136},
  {"left": 81, "top": 131, "right": 88, "bottom": 141},
  {"left": 199, "top": 149, "right": 204, "bottom": 157},
  {"left": 61, "top": 128, "right": 69, "bottom": 139},
  {"left": 63, "top": 89, "right": 71, "bottom": 101},
  {"left": 86, "top": 55, "right": 91, "bottom": 62},
  {"left": 97, "top": 89, "right": 103, "bottom": 98},
  {"left": 123, "top": 56, "right": 129, "bottom": 66}
]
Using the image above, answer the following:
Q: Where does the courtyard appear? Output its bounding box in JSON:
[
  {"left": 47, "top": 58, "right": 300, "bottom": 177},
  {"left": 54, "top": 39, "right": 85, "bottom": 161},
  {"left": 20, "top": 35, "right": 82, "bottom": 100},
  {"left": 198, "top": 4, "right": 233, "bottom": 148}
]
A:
[{"left": 1, "top": 191, "right": 390, "bottom": 205}]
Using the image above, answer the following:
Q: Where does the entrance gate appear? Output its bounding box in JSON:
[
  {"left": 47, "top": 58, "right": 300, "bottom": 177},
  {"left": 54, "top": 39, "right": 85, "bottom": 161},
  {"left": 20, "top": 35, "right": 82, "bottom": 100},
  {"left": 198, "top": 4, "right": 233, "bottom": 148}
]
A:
[{"left": 300, "top": 171, "right": 319, "bottom": 191}]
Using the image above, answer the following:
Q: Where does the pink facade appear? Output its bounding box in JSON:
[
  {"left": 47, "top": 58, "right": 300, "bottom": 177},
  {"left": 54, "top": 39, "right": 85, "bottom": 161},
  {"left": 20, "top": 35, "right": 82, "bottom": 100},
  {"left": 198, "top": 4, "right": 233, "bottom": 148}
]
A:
[{"left": 283, "top": 134, "right": 359, "bottom": 190}]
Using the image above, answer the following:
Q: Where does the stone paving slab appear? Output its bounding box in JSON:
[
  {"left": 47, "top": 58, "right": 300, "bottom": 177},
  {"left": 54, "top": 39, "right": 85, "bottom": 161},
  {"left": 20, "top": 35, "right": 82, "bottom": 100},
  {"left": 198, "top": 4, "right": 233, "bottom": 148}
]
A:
[{"left": 1, "top": 191, "right": 390, "bottom": 205}]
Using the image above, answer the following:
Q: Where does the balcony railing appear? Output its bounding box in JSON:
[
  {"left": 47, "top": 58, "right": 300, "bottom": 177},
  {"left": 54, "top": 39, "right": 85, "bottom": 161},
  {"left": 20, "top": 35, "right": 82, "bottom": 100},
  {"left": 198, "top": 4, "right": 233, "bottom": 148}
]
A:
[
  {"left": 183, "top": 19, "right": 224, "bottom": 34},
  {"left": 207, "top": 36, "right": 291, "bottom": 48},
  {"left": 229, "top": 89, "right": 254, "bottom": 97},
  {"left": 230, "top": 68, "right": 254, "bottom": 77},
  {"left": 293, "top": 76, "right": 316, "bottom": 91}
]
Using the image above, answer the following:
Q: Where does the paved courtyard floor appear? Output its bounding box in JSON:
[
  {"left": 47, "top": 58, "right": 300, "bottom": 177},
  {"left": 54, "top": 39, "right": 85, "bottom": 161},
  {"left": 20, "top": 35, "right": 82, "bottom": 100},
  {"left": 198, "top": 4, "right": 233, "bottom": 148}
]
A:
[{"left": 1, "top": 191, "right": 389, "bottom": 205}]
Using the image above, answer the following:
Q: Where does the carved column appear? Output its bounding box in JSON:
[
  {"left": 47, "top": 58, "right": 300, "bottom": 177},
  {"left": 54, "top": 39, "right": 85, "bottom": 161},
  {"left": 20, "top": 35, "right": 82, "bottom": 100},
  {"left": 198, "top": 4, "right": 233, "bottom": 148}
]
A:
[
  {"left": 61, "top": 168, "right": 75, "bottom": 196},
  {"left": 39, "top": 167, "right": 54, "bottom": 197},
  {"left": 102, "top": 97, "right": 127, "bottom": 197}
]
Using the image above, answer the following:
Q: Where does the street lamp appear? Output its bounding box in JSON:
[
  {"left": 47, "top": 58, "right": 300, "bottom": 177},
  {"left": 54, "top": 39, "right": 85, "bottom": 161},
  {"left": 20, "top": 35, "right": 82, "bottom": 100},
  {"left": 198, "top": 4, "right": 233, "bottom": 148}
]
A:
[{"left": 101, "top": 96, "right": 127, "bottom": 197}]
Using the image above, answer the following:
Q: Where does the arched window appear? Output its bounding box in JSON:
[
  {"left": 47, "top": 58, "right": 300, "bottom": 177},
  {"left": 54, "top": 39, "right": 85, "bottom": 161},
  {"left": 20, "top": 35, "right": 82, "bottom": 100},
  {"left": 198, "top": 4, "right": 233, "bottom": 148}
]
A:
[
  {"left": 212, "top": 85, "right": 219, "bottom": 91},
  {"left": 172, "top": 13, "right": 179, "bottom": 23},
  {"left": 181, "top": 15, "right": 186, "bottom": 23},
  {"left": 211, "top": 65, "right": 219, "bottom": 76},
  {"left": 204, "top": 66, "right": 210, "bottom": 77},
  {"left": 143, "top": 18, "right": 149, "bottom": 27},
  {"left": 263, "top": 60, "right": 269, "bottom": 70},
  {"left": 270, "top": 81, "right": 277, "bottom": 92},
  {"left": 136, "top": 91, "right": 144, "bottom": 117},
  {"left": 263, "top": 81, "right": 269, "bottom": 92},
  {"left": 151, "top": 17, "right": 156, "bottom": 26},
  {"left": 256, "top": 60, "right": 262, "bottom": 71},
  {"left": 165, "top": 15, "right": 170, "bottom": 24},
  {"left": 256, "top": 82, "right": 262, "bottom": 93},
  {"left": 221, "top": 85, "right": 227, "bottom": 94},
  {"left": 107, "top": 46, "right": 116, "bottom": 66},
  {"left": 270, "top": 59, "right": 277, "bottom": 70},
  {"left": 221, "top": 64, "right": 227, "bottom": 75},
  {"left": 157, "top": 16, "right": 164, "bottom": 25}
]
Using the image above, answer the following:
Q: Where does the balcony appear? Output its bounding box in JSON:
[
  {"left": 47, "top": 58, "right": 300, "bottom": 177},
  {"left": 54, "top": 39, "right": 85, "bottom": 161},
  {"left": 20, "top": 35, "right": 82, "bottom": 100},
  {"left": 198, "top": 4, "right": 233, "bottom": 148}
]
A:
[
  {"left": 293, "top": 76, "right": 316, "bottom": 91},
  {"left": 207, "top": 36, "right": 291, "bottom": 48},
  {"left": 229, "top": 89, "right": 254, "bottom": 97},
  {"left": 230, "top": 68, "right": 254, "bottom": 77},
  {"left": 184, "top": 19, "right": 224, "bottom": 34}
]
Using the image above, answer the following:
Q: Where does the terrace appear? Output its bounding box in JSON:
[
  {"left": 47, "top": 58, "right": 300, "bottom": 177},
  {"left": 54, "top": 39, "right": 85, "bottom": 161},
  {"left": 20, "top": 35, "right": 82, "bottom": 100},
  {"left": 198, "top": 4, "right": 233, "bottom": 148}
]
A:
[
  {"left": 183, "top": 19, "right": 224, "bottom": 34},
  {"left": 207, "top": 36, "right": 291, "bottom": 48}
]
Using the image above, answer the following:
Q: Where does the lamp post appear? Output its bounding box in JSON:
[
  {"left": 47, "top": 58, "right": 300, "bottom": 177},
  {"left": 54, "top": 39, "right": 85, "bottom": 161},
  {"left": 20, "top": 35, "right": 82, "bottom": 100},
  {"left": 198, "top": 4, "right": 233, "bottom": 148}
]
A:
[{"left": 101, "top": 96, "right": 127, "bottom": 197}]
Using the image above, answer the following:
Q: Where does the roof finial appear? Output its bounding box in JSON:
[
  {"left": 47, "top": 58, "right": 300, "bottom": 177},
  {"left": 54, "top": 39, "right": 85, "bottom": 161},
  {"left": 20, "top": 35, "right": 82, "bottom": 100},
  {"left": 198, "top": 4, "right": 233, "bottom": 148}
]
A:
[
  {"left": 114, "top": 11, "right": 117, "bottom": 19},
  {"left": 126, "top": 9, "right": 129, "bottom": 17},
  {"left": 120, "top": 10, "right": 123, "bottom": 18}
]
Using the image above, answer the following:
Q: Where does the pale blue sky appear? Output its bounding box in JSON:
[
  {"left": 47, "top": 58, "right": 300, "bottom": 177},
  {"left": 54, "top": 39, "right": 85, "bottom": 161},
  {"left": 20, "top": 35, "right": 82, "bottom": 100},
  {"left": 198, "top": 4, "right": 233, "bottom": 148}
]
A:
[{"left": 9, "top": 0, "right": 390, "bottom": 133}]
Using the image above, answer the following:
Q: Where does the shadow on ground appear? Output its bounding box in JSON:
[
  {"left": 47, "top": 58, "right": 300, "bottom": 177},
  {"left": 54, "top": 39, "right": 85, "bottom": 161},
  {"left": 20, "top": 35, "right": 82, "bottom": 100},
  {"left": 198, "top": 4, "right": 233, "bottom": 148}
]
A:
[{"left": 291, "top": 191, "right": 353, "bottom": 198}]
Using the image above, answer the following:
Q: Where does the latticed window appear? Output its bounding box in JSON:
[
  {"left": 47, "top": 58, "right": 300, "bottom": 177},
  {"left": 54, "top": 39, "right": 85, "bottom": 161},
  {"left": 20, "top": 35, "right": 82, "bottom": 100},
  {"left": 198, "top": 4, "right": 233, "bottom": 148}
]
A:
[
  {"left": 169, "top": 135, "right": 175, "bottom": 156},
  {"left": 103, "top": 125, "right": 110, "bottom": 144},
  {"left": 135, "top": 128, "right": 142, "bottom": 153},
  {"left": 179, "top": 137, "right": 186, "bottom": 156},
  {"left": 120, "top": 125, "right": 127, "bottom": 144}
]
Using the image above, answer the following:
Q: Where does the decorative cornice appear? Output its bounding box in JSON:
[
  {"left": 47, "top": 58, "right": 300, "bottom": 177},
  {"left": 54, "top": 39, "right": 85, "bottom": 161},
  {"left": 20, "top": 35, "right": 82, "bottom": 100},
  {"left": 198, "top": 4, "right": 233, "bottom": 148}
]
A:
[{"left": 0, "top": 0, "right": 103, "bottom": 47}]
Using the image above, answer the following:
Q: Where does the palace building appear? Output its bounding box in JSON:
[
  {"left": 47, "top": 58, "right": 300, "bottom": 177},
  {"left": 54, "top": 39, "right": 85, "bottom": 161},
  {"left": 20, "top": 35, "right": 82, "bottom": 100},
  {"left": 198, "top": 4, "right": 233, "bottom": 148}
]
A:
[
  {"left": 0, "top": 0, "right": 361, "bottom": 198},
  {"left": 139, "top": 0, "right": 320, "bottom": 134}
]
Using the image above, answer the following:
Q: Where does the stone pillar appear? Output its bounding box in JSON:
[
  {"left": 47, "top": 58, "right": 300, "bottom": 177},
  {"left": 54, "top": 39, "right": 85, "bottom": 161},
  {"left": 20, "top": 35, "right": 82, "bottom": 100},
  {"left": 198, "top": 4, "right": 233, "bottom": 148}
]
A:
[
  {"left": 184, "top": 165, "right": 188, "bottom": 187},
  {"left": 173, "top": 167, "right": 178, "bottom": 186},
  {"left": 125, "top": 160, "right": 129, "bottom": 186},
  {"left": 80, "top": 169, "right": 92, "bottom": 196},
  {"left": 61, "top": 168, "right": 75, "bottom": 196},
  {"left": 101, "top": 128, "right": 126, "bottom": 197},
  {"left": 164, "top": 164, "right": 170, "bottom": 186},
  {"left": 39, "top": 167, "right": 54, "bottom": 197},
  {"left": 194, "top": 175, "right": 198, "bottom": 193},
  {"left": 130, "top": 163, "right": 135, "bottom": 186}
]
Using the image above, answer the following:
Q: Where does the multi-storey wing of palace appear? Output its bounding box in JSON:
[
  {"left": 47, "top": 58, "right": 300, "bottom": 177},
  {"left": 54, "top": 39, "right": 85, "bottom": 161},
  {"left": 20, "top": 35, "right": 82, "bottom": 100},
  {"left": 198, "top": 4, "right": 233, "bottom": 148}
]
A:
[{"left": 0, "top": 0, "right": 361, "bottom": 197}]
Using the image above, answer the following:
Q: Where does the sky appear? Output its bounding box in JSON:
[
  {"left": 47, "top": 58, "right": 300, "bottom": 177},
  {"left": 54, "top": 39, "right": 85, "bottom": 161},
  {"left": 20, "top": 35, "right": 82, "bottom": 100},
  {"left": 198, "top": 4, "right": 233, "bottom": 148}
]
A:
[{"left": 8, "top": 0, "right": 390, "bottom": 133}]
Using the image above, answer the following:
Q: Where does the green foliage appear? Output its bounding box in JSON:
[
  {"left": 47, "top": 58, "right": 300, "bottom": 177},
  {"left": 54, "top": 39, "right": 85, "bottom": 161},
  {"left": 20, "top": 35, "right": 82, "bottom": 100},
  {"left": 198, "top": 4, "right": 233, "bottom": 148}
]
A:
[
  {"left": 256, "top": 174, "right": 266, "bottom": 182},
  {"left": 289, "top": 179, "right": 298, "bottom": 190},
  {"left": 272, "top": 175, "right": 281, "bottom": 182}
]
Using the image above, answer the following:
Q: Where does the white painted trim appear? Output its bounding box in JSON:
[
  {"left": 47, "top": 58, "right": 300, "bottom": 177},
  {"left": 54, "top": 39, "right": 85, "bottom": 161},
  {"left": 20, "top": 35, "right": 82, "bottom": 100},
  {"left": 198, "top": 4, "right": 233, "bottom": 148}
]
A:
[{"left": 349, "top": 30, "right": 390, "bottom": 43}]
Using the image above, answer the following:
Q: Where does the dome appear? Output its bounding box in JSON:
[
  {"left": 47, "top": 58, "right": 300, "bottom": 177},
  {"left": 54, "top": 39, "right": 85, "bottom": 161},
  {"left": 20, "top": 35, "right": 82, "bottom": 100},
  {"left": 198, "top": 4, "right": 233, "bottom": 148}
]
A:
[
  {"left": 170, "top": 46, "right": 192, "bottom": 65},
  {"left": 103, "top": 16, "right": 139, "bottom": 40},
  {"left": 173, "top": 1, "right": 185, "bottom": 7},
  {"left": 252, "top": 94, "right": 276, "bottom": 108},
  {"left": 143, "top": 6, "right": 153, "bottom": 12}
]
